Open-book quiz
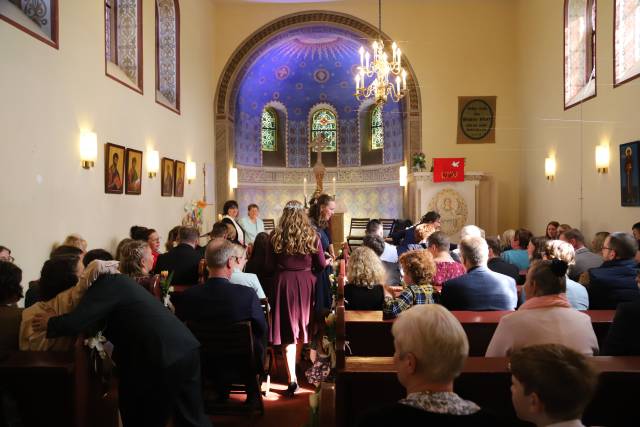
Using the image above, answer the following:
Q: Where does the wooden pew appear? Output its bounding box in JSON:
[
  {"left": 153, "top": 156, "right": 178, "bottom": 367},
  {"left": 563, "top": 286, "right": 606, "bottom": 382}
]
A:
[
  {"left": 0, "top": 337, "right": 118, "bottom": 427},
  {"left": 335, "top": 356, "right": 640, "bottom": 427},
  {"left": 342, "top": 309, "right": 615, "bottom": 358}
]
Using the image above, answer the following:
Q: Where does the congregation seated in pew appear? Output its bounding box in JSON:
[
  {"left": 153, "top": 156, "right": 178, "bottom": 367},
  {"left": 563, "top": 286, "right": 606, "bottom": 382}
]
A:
[
  {"left": 357, "top": 304, "right": 506, "bottom": 426},
  {"left": 382, "top": 250, "right": 435, "bottom": 318},
  {"left": 486, "top": 260, "right": 598, "bottom": 357},
  {"left": 361, "top": 234, "right": 401, "bottom": 285},
  {"left": 583, "top": 232, "right": 639, "bottom": 309},
  {"left": 509, "top": 344, "right": 599, "bottom": 427},
  {"left": 560, "top": 228, "right": 604, "bottom": 281},
  {"left": 426, "top": 231, "right": 465, "bottom": 289},
  {"left": 501, "top": 228, "right": 532, "bottom": 271},
  {"left": 441, "top": 236, "right": 518, "bottom": 311},
  {"left": 344, "top": 246, "right": 386, "bottom": 311},
  {"left": 229, "top": 242, "right": 266, "bottom": 299},
  {"left": 176, "top": 238, "right": 267, "bottom": 405},
  {"left": 153, "top": 226, "right": 203, "bottom": 286},
  {"left": 20, "top": 256, "right": 119, "bottom": 351},
  {"left": 540, "top": 240, "right": 589, "bottom": 310},
  {"left": 486, "top": 237, "right": 521, "bottom": 285}
]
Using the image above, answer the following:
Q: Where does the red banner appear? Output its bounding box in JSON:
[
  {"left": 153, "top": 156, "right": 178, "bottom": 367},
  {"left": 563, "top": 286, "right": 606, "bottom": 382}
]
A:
[{"left": 433, "top": 158, "right": 465, "bottom": 182}]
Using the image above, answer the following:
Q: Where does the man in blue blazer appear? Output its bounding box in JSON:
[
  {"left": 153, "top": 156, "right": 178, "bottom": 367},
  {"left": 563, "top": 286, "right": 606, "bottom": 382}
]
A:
[
  {"left": 441, "top": 235, "right": 517, "bottom": 311},
  {"left": 176, "top": 238, "right": 267, "bottom": 404}
]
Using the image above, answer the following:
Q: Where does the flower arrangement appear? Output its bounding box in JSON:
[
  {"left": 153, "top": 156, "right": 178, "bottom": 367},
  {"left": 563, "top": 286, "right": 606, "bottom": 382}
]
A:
[
  {"left": 159, "top": 270, "right": 174, "bottom": 299},
  {"left": 412, "top": 152, "right": 427, "bottom": 170},
  {"left": 182, "top": 200, "right": 206, "bottom": 234}
]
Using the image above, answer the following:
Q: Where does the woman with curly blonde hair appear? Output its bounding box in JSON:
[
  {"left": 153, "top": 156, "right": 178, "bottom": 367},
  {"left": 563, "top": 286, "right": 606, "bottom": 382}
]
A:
[
  {"left": 269, "top": 200, "right": 327, "bottom": 396},
  {"left": 345, "top": 247, "right": 386, "bottom": 310},
  {"left": 383, "top": 250, "right": 436, "bottom": 319}
]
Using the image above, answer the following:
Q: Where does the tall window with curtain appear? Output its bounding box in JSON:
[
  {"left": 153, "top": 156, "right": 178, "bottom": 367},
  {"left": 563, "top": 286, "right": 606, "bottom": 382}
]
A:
[
  {"left": 564, "top": 0, "right": 596, "bottom": 109},
  {"left": 105, "top": 0, "right": 143, "bottom": 93},
  {"left": 310, "top": 109, "right": 337, "bottom": 152},
  {"left": 261, "top": 108, "right": 277, "bottom": 152},
  {"left": 371, "top": 104, "right": 384, "bottom": 150},
  {"left": 615, "top": 0, "right": 640, "bottom": 86},
  {"left": 156, "top": 0, "right": 180, "bottom": 113}
]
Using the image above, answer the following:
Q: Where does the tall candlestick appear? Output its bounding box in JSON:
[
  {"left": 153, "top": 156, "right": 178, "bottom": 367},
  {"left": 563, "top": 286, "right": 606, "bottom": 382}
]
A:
[
  {"left": 332, "top": 176, "right": 336, "bottom": 196},
  {"left": 303, "top": 177, "right": 307, "bottom": 197}
]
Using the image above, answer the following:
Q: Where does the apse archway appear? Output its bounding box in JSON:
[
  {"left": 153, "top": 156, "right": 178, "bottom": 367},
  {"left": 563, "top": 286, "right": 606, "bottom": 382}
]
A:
[{"left": 214, "top": 10, "right": 422, "bottom": 211}]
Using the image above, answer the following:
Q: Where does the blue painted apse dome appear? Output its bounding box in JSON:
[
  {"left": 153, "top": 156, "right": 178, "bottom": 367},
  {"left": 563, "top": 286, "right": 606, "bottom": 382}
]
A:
[{"left": 234, "top": 25, "right": 404, "bottom": 167}]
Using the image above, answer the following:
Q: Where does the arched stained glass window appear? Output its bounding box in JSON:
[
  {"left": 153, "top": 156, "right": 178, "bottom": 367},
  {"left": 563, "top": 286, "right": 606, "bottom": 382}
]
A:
[
  {"left": 614, "top": 0, "right": 640, "bottom": 86},
  {"left": 564, "top": 0, "right": 596, "bottom": 109},
  {"left": 156, "top": 0, "right": 180, "bottom": 113},
  {"left": 371, "top": 104, "right": 384, "bottom": 150},
  {"left": 311, "top": 109, "right": 337, "bottom": 152},
  {"left": 261, "top": 108, "right": 277, "bottom": 151}
]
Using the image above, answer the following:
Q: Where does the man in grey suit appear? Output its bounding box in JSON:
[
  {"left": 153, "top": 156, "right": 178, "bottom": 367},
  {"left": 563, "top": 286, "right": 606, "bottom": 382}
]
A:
[
  {"left": 441, "top": 236, "right": 518, "bottom": 311},
  {"left": 560, "top": 228, "right": 602, "bottom": 281}
]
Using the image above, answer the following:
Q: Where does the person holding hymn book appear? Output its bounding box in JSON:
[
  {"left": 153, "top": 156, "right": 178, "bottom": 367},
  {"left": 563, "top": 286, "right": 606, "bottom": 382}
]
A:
[
  {"left": 509, "top": 344, "right": 598, "bottom": 427},
  {"left": 344, "top": 246, "right": 386, "bottom": 310},
  {"left": 383, "top": 250, "right": 435, "bottom": 319},
  {"left": 485, "top": 260, "right": 598, "bottom": 357},
  {"left": 357, "top": 305, "right": 505, "bottom": 426},
  {"left": 238, "top": 203, "right": 265, "bottom": 246}
]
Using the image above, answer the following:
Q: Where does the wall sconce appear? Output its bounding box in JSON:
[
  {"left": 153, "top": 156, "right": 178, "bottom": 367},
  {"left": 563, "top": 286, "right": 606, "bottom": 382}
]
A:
[
  {"left": 595, "top": 145, "right": 609, "bottom": 173},
  {"left": 186, "top": 161, "right": 196, "bottom": 184},
  {"left": 229, "top": 167, "right": 238, "bottom": 190},
  {"left": 79, "top": 131, "right": 97, "bottom": 169},
  {"left": 147, "top": 150, "right": 160, "bottom": 178},
  {"left": 545, "top": 157, "right": 556, "bottom": 181},
  {"left": 399, "top": 165, "right": 408, "bottom": 187}
]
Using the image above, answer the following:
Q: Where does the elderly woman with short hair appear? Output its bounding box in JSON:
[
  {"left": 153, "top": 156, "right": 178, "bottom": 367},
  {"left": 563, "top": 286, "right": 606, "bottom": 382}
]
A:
[
  {"left": 345, "top": 246, "right": 386, "bottom": 310},
  {"left": 358, "top": 305, "right": 501, "bottom": 425},
  {"left": 119, "top": 240, "right": 160, "bottom": 296},
  {"left": 382, "top": 250, "right": 435, "bottom": 318}
]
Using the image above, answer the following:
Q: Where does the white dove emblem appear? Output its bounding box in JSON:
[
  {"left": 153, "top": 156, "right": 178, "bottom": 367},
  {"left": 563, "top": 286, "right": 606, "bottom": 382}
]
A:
[{"left": 451, "top": 161, "right": 460, "bottom": 168}]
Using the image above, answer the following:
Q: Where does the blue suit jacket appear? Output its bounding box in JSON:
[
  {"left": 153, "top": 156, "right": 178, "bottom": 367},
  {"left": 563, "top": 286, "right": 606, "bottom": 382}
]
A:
[
  {"left": 441, "top": 266, "right": 517, "bottom": 311},
  {"left": 588, "top": 259, "right": 639, "bottom": 309},
  {"left": 176, "top": 277, "right": 267, "bottom": 363}
]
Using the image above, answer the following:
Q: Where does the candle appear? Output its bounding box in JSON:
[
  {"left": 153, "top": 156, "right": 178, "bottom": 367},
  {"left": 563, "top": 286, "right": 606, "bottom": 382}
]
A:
[
  {"left": 397, "top": 48, "right": 401, "bottom": 67},
  {"left": 396, "top": 76, "right": 401, "bottom": 94},
  {"left": 359, "top": 46, "right": 364, "bottom": 67},
  {"left": 402, "top": 69, "right": 407, "bottom": 90},
  {"left": 303, "top": 177, "right": 307, "bottom": 197},
  {"left": 355, "top": 74, "right": 361, "bottom": 90},
  {"left": 365, "top": 51, "right": 370, "bottom": 69},
  {"left": 359, "top": 69, "right": 365, "bottom": 89},
  {"left": 392, "top": 42, "right": 397, "bottom": 62},
  {"left": 332, "top": 177, "right": 336, "bottom": 195}
]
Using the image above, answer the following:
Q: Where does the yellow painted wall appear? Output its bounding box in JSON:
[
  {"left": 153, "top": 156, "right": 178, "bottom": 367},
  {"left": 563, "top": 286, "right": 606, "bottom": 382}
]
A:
[
  {"left": 516, "top": 0, "right": 640, "bottom": 239},
  {"left": 213, "top": 0, "right": 521, "bottom": 236},
  {"left": 0, "top": 0, "right": 217, "bottom": 284}
]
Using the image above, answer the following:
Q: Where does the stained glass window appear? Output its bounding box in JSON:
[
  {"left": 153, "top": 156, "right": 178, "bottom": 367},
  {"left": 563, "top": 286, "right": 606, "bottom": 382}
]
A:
[
  {"left": 614, "top": 0, "right": 640, "bottom": 86},
  {"left": 105, "top": 0, "right": 143, "bottom": 91},
  {"left": 371, "top": 104, "right": 384, "bottom": 150},
  {"left": 261, "top": 108, "right": 277, "bottom": 151},
  {"left": 156, "top": 0, "right": 180, "bottom": 112},
  {"left": 564, "top": 0, "right": 596, "bottom": 108},
  {"left": 311, "top": 109, "right": 337, "bottom": 152}
]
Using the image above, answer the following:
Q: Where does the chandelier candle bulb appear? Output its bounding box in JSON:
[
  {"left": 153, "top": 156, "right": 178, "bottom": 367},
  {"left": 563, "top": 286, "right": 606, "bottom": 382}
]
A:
[
  {"left": 397, "top": 48, "right": 401, "bottom": 67},
  {"left": 303, "top": 177, "right": 307, "bottom": 196},
  {"left": 402, "top": 69, "right": 407, "bottom": 90},
  {"left": 359, "top": 46, "right": 364, "bottom": 67},
  {"left": 365, "top": 51, "right": 370, "bottom": 69},
  {"left": 396, "top": 76, "right": 401, "bottom": 94}
]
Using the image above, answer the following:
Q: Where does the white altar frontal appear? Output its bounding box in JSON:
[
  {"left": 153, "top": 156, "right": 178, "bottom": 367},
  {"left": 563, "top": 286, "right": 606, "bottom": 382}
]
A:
[{"left": 407, "top": 171, "right": 497, "bottom": 242}]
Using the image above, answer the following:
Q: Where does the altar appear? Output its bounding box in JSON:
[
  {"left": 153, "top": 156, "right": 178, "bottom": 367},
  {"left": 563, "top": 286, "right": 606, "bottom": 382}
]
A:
[{"left": 407, "top": 171, "right": 497, "bottom": 241}]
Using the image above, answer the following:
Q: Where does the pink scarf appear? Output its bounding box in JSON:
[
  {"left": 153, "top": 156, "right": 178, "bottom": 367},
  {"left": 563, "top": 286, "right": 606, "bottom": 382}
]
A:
[{"left": 520, "top": 294, "right": 571, "bottom": 310}]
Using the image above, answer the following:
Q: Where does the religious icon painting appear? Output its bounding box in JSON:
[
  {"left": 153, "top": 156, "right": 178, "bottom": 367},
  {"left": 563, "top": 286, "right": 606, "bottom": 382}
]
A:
[
  {"left": 161, "top": 157, "right": 174, "bottom": 197},
  {"left": 104, "top": 143, "right": 125, "bottom": 194},
  {"left": 125, "top": 148, "right": 143, "bottom": 195},
  {"left": 620, "top": 141, "right": 640, "bottom": 206},
  {"left": 174, "top": 160, "right": 185, "bottom": 197}
]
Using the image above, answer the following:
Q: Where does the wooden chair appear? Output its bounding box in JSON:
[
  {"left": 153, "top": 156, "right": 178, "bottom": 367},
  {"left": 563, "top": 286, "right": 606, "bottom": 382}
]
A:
[
  {"left": 379, "top": 219, "right": 395, "bottom": 238},
  {"left": 262, "top": 218, "right": 275, "bottom": 233},
  {"left": 346, "top": 218, "right": 370, "bottom": 248},
  {"left": 259, "top": 298, "right": 275, "bottom": 394},
  {"left": 186, "top": 320, "right": 264, "bottom": 415}
]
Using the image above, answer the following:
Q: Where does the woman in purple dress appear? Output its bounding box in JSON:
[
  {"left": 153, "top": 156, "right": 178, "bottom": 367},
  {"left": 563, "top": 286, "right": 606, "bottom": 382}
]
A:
[{"left": 269, "top": 200, "right": 327, "bottom": 396}]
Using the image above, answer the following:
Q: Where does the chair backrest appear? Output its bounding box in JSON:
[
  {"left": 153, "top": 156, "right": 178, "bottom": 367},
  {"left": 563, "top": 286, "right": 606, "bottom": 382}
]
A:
[
  {"left": 348, "top": 218, "right": 370, "bottom": 236},
  {"left": 135, "top": 275, "right": 162, "bottom": 301},
  {"left": 263, "top": 218, "right": 275, "bottom": 233},
  {"left": 379, "top": 219, "right": 395, "bottom": 237},
  {"left": 187, "top": 320, "right": 258, "bottom": 381},
  {"left": 198, "top": 258, "right": 208, "bottom": 284}
]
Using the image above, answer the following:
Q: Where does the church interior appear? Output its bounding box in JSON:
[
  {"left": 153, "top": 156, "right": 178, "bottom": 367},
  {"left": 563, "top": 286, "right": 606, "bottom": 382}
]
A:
[{"left": 2, "top": 0, "right": 640, "bottom": 426}]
